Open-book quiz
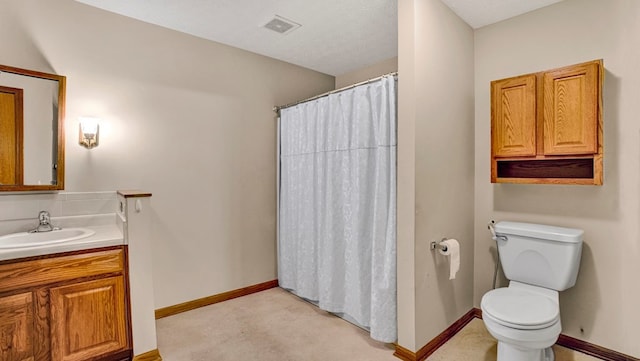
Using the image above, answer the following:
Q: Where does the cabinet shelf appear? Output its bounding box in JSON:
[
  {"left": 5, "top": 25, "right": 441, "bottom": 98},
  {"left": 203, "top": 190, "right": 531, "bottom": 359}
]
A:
[{"left": 497, "top": 158, "right": 594, "bottom": 179}]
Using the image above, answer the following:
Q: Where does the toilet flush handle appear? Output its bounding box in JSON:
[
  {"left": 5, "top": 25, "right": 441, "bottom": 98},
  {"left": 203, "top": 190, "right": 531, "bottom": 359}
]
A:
[{"left": 488, "top": 221, "right": 508, "bottom": 242}]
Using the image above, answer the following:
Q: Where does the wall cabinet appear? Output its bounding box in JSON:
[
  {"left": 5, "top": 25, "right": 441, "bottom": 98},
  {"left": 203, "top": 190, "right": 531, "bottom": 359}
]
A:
[
  {"left": 0, "top": 247, "right": 132, "bottom": 361},
  {"left": 491, "top": 59, "right": 603, "bottom": 185}
]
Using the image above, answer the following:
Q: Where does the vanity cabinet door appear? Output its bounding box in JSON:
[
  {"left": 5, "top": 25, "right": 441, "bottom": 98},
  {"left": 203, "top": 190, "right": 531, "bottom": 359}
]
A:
[
  {"left": 0, "top": 292, "right": 36, "bottom": 361},
  {"left": 49, "top": 276, "right": 128, "bottom": 361}
]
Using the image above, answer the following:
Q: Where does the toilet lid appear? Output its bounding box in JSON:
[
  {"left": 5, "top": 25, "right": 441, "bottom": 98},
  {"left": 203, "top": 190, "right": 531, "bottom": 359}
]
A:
[{"left": 481, "top": 288, "right": 559, "bottom": 330}]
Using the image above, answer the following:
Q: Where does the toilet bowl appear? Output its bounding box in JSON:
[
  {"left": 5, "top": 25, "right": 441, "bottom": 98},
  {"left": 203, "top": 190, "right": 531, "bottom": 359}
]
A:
[
  {"left": 482, "top": 221, "right": 583, "bottom": 361},
  {"left": 481, "top": 282, "right": 561, "bottom": 361}
]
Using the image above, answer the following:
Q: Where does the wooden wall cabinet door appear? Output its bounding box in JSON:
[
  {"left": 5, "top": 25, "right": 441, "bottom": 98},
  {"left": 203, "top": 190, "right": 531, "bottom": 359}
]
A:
[
  {"left": 0, "top": 292, "right": 35, "bottom": 361},
  {"left": 543, "top": 62, "right": 599, "bottom": 155},
  {"left": 50, "top": 276, "right": 128, "bottom": 361},
  {"left": 491, "top": 74, "right": 537, "bottom": 157}
]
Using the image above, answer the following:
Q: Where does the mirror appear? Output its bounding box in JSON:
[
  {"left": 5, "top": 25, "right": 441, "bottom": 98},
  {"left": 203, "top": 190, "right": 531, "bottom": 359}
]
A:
[{"left": 0, "top": 64, "right": 65, "bottom": 191}]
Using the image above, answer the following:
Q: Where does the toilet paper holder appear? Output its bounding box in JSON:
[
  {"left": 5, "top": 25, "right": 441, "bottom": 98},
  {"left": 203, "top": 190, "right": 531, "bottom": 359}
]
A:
[{"left": 430, "top": 238, "right": 449, "bottom": 252}]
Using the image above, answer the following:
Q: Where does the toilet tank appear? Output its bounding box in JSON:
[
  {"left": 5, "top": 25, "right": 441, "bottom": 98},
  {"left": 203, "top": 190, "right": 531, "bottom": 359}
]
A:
[{"left": 494, "top": 221, "right": 583, "bottom": 291}]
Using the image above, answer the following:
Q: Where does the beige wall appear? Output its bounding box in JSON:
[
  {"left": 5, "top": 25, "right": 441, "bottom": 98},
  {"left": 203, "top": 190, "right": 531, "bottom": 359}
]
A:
[
  {"left": 474, "top": 0, "right": 640, "bottom": 357},
  {"left": 398, "top": 0, "right": 475, "bottom": 351},
  {"left": 397, "top": 0, "right": 417, "bottom": 350},
  {"left": 335, "top": 57, "right": 398, "bottom": 88},
  {"left": 0, "top": 0, "right": 334, "bottom": 309}
]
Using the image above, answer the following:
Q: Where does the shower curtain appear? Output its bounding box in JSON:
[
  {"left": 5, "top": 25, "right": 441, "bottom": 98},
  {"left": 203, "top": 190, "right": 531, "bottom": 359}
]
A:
[{"left": 278, "top": 75, "right": 397, "bottom": 343}]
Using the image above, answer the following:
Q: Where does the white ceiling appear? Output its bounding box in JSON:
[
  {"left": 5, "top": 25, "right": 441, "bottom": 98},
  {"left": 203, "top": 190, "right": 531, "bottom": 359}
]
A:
[
  {"left": 441, "top": 0, "right": 565, "bottom": 29},
  {"left": 74, "top": 0, "right": 564, "bottom": 76}
]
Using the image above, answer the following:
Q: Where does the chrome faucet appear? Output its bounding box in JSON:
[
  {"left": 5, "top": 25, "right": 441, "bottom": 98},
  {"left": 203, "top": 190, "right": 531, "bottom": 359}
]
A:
[{"left": 30, "top": 211, "right": 59, "bottom": 233}]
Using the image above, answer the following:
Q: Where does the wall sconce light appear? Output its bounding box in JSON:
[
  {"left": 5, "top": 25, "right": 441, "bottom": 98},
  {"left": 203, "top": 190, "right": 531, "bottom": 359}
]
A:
[{"left": 79, "top": 117, "right": 100, "bottom": 149}]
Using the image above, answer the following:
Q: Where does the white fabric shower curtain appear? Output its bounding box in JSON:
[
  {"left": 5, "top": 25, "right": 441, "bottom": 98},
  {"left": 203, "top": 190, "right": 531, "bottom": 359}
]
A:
[{"left": 278, "top": 75, "right": 397, "bottom": 342}]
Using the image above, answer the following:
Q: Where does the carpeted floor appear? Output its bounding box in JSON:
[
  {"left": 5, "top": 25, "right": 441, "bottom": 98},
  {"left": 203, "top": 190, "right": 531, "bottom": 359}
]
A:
[{"left": 156, "top": 287, "right": 600, "bottom": 361}]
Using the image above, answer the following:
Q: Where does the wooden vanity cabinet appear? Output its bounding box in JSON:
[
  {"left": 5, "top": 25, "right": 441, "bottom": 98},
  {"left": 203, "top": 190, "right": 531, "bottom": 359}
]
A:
[
  {"left": 491, "top": 59, "right": 603, "bottom": 185},
  {"left": 0, "top": 246, "right": 132, "bottom": 361}
]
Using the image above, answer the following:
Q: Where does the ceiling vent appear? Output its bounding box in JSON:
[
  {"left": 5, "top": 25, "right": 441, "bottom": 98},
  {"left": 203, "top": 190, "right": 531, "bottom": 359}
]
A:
[{"left": 263, "top": 15, "right": 301, "bottom": 35}]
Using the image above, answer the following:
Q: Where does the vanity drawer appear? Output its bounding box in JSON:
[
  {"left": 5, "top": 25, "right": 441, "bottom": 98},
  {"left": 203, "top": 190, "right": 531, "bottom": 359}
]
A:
[{"left": 0, "top": 247, "right": 125, "bottom": 292}]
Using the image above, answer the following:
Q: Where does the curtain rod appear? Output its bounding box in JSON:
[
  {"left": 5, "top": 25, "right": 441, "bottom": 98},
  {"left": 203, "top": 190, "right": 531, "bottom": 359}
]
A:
[{"left": 273, "top": 71, "right": 397, "bottom": 114}]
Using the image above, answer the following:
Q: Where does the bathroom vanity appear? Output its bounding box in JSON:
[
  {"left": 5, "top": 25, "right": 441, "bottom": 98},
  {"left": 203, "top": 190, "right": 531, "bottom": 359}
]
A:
[
  {"left": 0, "top": 57, "right": 158, "bottom": 360},
  {"left": 0, "top": 246, "right": 132, "bottom": 361},
  {"left": 0, "top": 190, "right": 159, "bottom": 361}
]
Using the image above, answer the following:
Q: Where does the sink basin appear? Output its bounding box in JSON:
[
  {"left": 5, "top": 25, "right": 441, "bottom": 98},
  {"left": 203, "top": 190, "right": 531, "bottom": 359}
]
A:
[{"left": 0, "top": 228, "right": 96, "bottom": 249}]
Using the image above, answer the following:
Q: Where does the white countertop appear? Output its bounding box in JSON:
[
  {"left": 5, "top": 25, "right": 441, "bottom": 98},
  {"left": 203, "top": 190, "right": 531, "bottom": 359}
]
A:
[{"left": 0, "top": 224, "right": 125, "bottom": 261}]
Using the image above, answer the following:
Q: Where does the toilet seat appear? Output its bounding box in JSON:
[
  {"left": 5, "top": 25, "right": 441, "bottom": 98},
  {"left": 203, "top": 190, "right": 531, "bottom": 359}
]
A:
[{"left": 482, "top": 288, "right": 559, "bottom": 330}]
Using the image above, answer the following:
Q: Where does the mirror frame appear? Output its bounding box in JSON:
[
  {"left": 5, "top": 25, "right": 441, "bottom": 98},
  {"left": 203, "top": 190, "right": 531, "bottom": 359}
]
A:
[{"left": 0, "top": 64, "right": 65, "bottom": 192}]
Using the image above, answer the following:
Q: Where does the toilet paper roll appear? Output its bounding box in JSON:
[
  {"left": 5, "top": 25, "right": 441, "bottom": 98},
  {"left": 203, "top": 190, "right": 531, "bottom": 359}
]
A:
[{"left": 438, "top": 239, "right": 460, "bottom": 280}]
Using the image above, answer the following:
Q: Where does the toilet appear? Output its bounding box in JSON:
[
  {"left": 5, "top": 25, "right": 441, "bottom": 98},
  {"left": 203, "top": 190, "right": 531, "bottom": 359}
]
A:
[{"left": 481, "top": 221, "right": 583, "bottom": 361}]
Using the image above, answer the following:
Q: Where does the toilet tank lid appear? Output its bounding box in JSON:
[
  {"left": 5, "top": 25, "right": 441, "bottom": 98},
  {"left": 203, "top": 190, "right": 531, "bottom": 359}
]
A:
[{"left": 495, "top": 221, "right": 583, "bottom": 243}]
